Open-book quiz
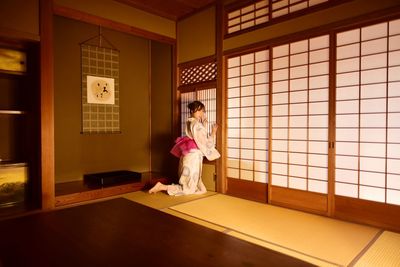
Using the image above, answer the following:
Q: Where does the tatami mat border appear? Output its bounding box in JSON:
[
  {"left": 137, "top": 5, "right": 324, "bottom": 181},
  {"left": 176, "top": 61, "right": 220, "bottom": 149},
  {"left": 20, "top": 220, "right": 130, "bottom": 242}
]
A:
[
  {"left": 166, "top": 205, "right": 341, "bottom": 267},
  {"left": 348, "top": 230, "right": 384, "bottom": 266}
]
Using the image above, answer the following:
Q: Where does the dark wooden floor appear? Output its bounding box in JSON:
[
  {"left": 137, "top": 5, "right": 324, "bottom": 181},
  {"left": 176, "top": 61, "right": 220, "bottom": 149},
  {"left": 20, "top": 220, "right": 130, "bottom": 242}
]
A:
[{"left": 0, "top": 198, "right": 314, "bottom": 267}]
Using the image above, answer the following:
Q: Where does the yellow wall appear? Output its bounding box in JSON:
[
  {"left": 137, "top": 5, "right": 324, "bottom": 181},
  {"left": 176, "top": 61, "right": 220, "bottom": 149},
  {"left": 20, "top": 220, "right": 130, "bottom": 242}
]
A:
[
  {"left": 0, "top": 0, "right": 39, "bottom": 40},
  {"left": 54, "top": 16, "right": 151, "bottom": 182},
  {"left": 177, "top": 6, "right": 216, "bottom": 63},
  {"left": 224, "top": 0, "right": 400, "bottom": 51},
  {"left": 54, "top": 0, "right": 176, "bottom": 39},
  {"left": 203, "top": 164, "right": 216, "bottom": 191},
  {"left": 150, "top": 41, "right": 175, "bottom": 176}
]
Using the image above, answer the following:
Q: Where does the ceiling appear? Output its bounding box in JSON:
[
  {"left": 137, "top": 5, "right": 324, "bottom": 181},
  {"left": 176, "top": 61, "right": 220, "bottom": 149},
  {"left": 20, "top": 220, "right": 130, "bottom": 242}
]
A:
[{"left": 115, "top": 0, "right": 217, "bottom": 21}]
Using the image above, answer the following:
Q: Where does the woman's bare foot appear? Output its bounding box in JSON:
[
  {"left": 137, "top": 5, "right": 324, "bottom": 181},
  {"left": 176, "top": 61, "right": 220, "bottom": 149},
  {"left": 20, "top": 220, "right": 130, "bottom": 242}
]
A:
[{"left": 149, "top": 182, "right": 167, "bottom": 194}]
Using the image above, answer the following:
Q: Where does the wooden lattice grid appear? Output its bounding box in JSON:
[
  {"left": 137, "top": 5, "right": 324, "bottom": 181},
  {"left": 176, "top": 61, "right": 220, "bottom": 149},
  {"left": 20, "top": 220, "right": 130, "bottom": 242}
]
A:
[{"left": 180, "top": 61, "right": 217, "bottom": 86}]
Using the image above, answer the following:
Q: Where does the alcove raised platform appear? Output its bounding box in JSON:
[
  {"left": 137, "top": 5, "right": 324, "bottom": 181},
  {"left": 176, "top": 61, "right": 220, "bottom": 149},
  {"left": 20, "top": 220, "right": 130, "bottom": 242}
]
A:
[{"left": 55, "top": 172, "right": 168, "bottom": 207}]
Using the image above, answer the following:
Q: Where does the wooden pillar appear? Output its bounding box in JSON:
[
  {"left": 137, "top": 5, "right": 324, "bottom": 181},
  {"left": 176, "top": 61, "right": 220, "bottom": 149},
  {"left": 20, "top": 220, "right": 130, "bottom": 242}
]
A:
[
  {"left": 40, "top": 0, "right": 55, "bottom": 209},
  {"left": 215, "top": 0, "right": 226, "bottom": 193}
]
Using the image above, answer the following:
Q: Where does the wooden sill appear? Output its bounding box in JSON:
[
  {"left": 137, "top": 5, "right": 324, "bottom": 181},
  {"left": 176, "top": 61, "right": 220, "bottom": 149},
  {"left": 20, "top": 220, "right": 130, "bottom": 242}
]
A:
[{"left": 55, "top": 172, "right": 169, "bottom": 207}]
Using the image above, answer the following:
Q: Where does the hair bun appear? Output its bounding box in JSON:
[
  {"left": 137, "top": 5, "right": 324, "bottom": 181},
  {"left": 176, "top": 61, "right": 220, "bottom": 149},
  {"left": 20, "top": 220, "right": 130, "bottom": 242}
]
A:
[{"left": 188, "top": 100, "right": 205, "bottom": 114}]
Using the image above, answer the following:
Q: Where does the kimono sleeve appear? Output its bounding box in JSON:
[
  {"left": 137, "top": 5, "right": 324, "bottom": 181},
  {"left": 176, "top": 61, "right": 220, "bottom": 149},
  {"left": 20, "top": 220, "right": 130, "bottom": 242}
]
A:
[{"left": 191, "top": 121, "right": 221, "bottom": 161}]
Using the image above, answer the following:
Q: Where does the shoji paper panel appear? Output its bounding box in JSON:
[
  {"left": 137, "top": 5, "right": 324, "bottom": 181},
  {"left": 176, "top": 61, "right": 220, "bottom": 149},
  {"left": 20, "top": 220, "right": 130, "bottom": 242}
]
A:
[
  {"left": 271, "top": 34, "right": 329, "bottom": 194},
  {"left": 227, "top": 49, "right": 269, "bottom": 183},
  {"left": 180, "top": 92, "right": 195, "bottom": 136},
  {"left": 335, "top": 18, "right": 400, "bottom": 205}
]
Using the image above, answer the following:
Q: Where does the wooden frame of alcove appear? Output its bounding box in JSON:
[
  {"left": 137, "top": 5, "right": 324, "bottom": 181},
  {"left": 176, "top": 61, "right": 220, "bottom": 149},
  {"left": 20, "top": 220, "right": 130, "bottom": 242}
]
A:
[{"left": 40, "top": 1, "right": 177, "bottom": 209}]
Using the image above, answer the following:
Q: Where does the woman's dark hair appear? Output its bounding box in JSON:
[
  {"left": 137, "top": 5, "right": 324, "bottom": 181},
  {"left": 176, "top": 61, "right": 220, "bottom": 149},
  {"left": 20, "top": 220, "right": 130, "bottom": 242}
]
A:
[{"left": 188, "top": 101, "right": 205, "bottom": 114}]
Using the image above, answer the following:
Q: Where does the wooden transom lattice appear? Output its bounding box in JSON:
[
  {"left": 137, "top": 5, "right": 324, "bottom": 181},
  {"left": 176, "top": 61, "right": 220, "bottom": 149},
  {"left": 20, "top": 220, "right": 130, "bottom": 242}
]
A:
[
  {"left": 180, "top": 61, "right": 217, "bottom": 86},
  {"left": 226, "top": 0, "right": 340, "bottom": 35}
]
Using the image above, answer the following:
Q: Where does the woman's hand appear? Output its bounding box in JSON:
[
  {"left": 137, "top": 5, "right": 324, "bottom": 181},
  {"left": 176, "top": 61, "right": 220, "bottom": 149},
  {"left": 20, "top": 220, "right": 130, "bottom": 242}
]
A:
[
  {"left": 201, "top": 114, "right": 208, "bottom": 125},
  {"left": 211, "top": 123, "right": 218, "bottom": 136}
]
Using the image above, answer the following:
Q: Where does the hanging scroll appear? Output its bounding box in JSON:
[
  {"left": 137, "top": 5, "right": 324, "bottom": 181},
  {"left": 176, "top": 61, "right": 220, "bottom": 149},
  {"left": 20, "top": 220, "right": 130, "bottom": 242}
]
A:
[{"left": 80, "top": 28, "right": 120, "bottom": 134}]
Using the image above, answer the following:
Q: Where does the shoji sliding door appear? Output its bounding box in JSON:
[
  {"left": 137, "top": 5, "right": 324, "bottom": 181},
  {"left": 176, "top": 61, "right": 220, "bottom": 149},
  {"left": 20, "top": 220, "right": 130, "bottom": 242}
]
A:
[
  {"left": 180, "top": 92, "right": 196, "bottom": 136},
  {"left": 270, "top": 35, "right": 330, "bottom": 214},
  {"left": 334, "top": 18, "right": 400, "bottom": 229},
  {"left": 226, "top": 49, "right": 269, "bottom": 202},
  {"left": 223, "top": 15, "right": 400, "bottom": 229},
  {"left": 180, "top": 89, "right": 216, "bottom": 136}
]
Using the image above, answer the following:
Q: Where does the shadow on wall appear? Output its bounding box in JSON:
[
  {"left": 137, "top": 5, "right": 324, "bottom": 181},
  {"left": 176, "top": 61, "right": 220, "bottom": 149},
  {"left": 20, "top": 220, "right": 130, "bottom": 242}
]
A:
[{"left": 152, "top": 133, "right": 179, "bottom": 183}]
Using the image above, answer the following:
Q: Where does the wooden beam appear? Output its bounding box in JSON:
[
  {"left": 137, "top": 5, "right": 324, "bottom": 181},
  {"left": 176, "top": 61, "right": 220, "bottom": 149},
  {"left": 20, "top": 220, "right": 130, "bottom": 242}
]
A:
[
  {"left": 55, "top": 182, "right": 144, "bottom": 207},
  {"left": 53, "top": 4, "right": 176, "bottom": 45},
  {"left": 0, "top": 28, "right": 40, "bottom": 42}
]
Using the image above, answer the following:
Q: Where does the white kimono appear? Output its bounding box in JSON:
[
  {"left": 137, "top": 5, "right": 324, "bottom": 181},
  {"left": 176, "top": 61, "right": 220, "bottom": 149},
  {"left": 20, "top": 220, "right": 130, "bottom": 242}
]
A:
[{"left": 167, "top": 118, "right": 220, "bottom": 196}]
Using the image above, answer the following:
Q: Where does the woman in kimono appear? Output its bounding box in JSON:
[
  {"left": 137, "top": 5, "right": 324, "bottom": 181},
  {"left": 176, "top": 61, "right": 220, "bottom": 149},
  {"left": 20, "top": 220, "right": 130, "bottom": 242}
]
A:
[{"left": 149, "top": 101, "right": 220, "bottom": 195}]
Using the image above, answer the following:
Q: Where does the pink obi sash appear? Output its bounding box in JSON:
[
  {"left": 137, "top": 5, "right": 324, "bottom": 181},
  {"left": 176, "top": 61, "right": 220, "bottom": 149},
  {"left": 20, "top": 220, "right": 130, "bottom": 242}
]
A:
[{"left": 170, "top": 136, "right": 198, "bottom": 158}]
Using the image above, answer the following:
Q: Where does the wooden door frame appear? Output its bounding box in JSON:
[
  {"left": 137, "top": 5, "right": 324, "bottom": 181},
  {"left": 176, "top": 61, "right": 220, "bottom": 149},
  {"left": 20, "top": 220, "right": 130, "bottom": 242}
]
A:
[{"left": 40, "top": 0, "right": 55, "bottom": 210}]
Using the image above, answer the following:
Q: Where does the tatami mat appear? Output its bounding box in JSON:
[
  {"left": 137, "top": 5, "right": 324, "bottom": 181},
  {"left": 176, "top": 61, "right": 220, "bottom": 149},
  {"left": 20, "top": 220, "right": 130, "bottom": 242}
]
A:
[
  {"left": 162, "top": 209, "right": 227, "bottom": 232},
  {"left": 169, "top": 194, "right": 380, "bottom": 267},
  {"left": 123, "top": 191, "right": 227, "bottom": 232},
  {"left": 353, "top": 231, "right": 400, "bottom": 267},
  {"left": 122, "top": 191, "right": 400, "bottom": 266},
  {"left": 227, "top": 231, "right": 338, "bottom": 267},
  {"left": 123, "top": 190, "right": 217, "bottom": 210}
]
